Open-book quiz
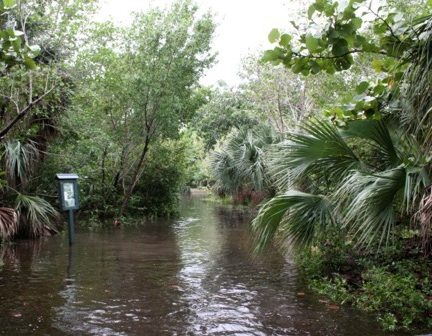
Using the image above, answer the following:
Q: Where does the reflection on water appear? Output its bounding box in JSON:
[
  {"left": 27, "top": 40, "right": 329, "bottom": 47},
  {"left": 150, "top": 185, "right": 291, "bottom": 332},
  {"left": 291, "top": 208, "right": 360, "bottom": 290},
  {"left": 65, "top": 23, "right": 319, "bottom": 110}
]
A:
[{"left": 0, "top": 195, "right": 401, "bottom": 335}]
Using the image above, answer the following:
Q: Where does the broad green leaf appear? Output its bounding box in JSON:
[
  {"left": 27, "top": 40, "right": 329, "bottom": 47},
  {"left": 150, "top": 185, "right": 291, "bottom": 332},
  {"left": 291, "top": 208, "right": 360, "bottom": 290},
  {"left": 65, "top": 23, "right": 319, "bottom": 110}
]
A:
[
  {"left": 331, "top": 39, "right": 349, "bottom": 57},
  {"left": 310, "top": 61, "right": 320, "bottom": 74},
  {"left": 268, "top": 29, "right": 280, "bottom": 44},
  {"left": 355, "top": 81, "right": 369, "bottom": 94},
  {"left": 279, "top": 34, "right": 292, "bottom": 47},
  {"left": 305, "top": 35, "right": 320, "bottom": 52},
  {"left": 351, "top": 17, "right": 362, "bottom": 30},
  {"left": 292, "top": 60, "right": 303, "bottom": 74},
  {"left": 373, "top": 22, "right": 387, "bottom": 34},
  {"left": 324, "top": 3, "right": 335, "bottom": 16},
  {"left": 308, "top": 4, "right": 316, "bottom": 19}
]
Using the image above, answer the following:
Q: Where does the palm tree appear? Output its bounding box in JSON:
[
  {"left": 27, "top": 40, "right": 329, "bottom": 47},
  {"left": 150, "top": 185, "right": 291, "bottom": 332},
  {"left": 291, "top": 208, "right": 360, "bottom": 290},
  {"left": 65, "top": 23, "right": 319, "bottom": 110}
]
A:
[
  {"left": 253, "top": 119, "right": 431, "bottom": 252},
  {"left": 210, "top": 124, "right": 279, "bottom": 202},
  {"left": 0, "top": 140, "right": 59, "bottom": 240},
  {"left": 253, "top": 13, "right": 432, "bottom": 253}
]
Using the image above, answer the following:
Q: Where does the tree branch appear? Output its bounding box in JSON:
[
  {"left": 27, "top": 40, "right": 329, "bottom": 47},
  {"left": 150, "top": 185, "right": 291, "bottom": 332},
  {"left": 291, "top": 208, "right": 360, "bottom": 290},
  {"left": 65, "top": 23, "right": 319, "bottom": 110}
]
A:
[{"left": 0, "top": 88, "right": 54, "bottom": 140}]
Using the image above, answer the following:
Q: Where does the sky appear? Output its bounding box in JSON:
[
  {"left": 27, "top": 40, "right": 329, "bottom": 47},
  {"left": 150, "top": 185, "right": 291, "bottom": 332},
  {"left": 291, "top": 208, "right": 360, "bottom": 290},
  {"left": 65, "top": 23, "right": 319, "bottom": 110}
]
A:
[{"left": 97, "top": 0, "right": 300, "bottom": 86}]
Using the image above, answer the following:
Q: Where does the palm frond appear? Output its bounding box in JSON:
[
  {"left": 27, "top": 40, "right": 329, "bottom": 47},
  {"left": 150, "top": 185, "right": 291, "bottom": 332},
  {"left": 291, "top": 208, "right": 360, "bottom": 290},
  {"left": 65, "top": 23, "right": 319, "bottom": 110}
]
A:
[
  {"left": 210, "top": 145, "right": 239, "bottom": 194},
  {"left": 270, "top": 119, "right": 361, "bottom": 191},
  {"left": 400, "top": 17, "right": 432, "bottom": 151},
  {"left": 252, "top": 190, "right": 334, "bottom": 251},
  {"left": 3, "top": 140, "right": 40, "bottom": 188},
  {"left": 342, "top": 120, "right": 399, "bottom": 167},
  {"left": 335, "top": 167, "right": 406, "bottom": 247},
  {"left": 404, "top": 166, "right": 431, "bottom": 213},
  {"left": 210, "top": 125, "right": 278, "bottom": 194},
  {"left": 0, "top": 208, "right": 18, "bottom": 240},
  {"left": 15, "top": 194, "right": 59, "bottom": 238}
]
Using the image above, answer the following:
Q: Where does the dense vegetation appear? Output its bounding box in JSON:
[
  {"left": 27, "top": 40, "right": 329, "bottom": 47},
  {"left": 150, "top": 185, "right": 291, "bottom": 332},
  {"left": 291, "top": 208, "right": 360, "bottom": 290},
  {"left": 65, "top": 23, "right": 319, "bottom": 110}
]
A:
[
  {"left": 0, "top": 0, "right": 215, "bottom": 237},
  {"left": 0, "top": 0, "right": 431, "bottom": 331},
  {"left": 208, "top": 0, "right": 432, "bottom": 331}
]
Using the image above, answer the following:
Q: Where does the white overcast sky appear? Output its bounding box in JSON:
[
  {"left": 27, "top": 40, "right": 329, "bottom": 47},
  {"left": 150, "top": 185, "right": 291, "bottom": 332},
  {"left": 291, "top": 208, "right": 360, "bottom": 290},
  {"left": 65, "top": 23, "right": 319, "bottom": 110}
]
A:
[{"left": 97, "top": 0, "right": 305, "bottom": 86}]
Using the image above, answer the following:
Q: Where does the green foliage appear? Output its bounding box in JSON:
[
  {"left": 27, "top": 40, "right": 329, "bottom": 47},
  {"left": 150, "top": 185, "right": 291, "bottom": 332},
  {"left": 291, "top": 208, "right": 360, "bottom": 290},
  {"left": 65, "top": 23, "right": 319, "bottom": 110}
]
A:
[
  {"left": 263, "top": 0, "right": 432, "bottom": 121},
  {"left": 210, "top": 124, "right": 278, "bottom": 198},
  {"left": 132, "top": 140, "right": 189, "bottom": 217},
  {"left": 310, "top": 275, "right": 353, "bottom": 304},
  {"left": 357, "top": 267, "right": 431, "bottom": 330},
  {"left": 193, "top": 87, "right": 259, "bottom": 150},
  {"left": 253, "top": 191, "right": 334, "bottom": 251},
  {"left": 15, "top": 193, "right": 58, "bottom": 238},
  {"left": 3, "top": 140, "right": 39, "bottom": 188},
  {"left": 0, "top": 0, "right": 40, "bottom": 73},
  {"left": 41, "top": 0, "right": 217, "bottom": 218},
  {"left": 297, "top": 236, "right": 432, "bottom": 331},
  {"left": 254, "top": 119, "right": 431, "bottom": 251},
  {"left": 179, "top": 128, "right": 209, "bottom": 187}
]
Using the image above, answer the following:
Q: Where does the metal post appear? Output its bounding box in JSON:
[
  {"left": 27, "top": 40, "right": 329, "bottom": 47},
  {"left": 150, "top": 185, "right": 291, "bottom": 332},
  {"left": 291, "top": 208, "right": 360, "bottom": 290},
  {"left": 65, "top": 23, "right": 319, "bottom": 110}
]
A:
[{"left": 67, "top": 209, "right": 75, "bottom": 245}]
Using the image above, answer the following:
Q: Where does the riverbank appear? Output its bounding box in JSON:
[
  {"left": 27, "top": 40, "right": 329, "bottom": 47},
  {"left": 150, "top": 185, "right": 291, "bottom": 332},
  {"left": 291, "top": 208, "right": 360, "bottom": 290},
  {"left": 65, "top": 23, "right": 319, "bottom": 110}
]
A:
[{"left": 296, "top": 235, "right": 432, "bottom": 332}]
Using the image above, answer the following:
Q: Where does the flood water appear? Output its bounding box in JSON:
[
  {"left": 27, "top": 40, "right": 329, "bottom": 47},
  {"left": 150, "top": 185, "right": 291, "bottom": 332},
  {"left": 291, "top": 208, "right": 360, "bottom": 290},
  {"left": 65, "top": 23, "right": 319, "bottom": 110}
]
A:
[{"left": 0, "top": 194, "right": 402, "bottom": 335}]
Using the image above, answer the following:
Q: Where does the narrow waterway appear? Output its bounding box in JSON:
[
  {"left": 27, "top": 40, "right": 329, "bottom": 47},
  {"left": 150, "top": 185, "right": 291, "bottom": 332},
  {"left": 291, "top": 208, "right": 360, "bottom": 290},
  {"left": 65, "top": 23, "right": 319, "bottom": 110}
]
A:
[{"left": 0, "top": 194, "right": 399, "bottom": 335}]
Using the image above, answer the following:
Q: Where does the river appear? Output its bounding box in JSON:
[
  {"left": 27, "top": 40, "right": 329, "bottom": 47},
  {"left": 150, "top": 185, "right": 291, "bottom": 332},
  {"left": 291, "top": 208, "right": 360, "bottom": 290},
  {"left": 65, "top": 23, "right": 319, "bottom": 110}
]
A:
[{"left": 0, "top": 194, "right": 401, "bottom": 335}]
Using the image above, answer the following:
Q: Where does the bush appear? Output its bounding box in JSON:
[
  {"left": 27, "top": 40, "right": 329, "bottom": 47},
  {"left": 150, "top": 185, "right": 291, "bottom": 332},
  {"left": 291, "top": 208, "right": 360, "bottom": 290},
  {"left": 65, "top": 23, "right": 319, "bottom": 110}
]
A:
[
  {"left": 357, "top": 267, "right": 432, "bottom": 330},
  {"left": 131, "top": 140, "right": 189, "bottom": 217},
  {"left": 297, "top": 239, "right": 432, "bottom": 331}
]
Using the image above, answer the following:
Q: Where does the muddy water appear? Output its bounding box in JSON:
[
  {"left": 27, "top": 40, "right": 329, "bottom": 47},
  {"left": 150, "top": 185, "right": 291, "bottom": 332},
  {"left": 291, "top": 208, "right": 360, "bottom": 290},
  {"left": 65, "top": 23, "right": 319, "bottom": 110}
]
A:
[{"left": 0, "top": 195, "right": 398, "bottom": 335}]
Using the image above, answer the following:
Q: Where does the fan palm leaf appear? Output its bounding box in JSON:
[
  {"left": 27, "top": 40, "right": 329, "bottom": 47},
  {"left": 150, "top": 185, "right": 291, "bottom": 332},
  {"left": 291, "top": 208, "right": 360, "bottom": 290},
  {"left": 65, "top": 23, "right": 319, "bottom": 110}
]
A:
[
  {"left": 3, "top": 140, "right": 40, "bottom": 188},
  {"left": 270, "top": 119, "right": 361, "bottom": 191},
  {"left": 252, "top": 190, "right": 334, "bottom": 251},
  {"left": 400, "top": 16, "right": 432, "bottom": 150},
  {"left": 335, "top": 167, "right": 406, "bottom": 247},
  {"left": 342, "top": 120, "right": 399, "bottom": 167},
  {"left": 15, "top": 194, "right": 59, "bottom": 238},
  {"left": 0, "top": 208, "right": 18, "bottom": 240},
  {"left": 210, "top": 124, "right": 278, "bottom": 195}
]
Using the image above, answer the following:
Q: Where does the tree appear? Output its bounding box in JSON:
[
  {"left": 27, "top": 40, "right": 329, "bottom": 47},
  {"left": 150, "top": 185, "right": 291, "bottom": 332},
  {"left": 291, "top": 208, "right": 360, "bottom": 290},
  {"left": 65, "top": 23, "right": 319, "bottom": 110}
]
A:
[
  {"left": 193, "top": 86, "right": 259, "bottom": 150},
  {"left": 210, "top": 124, "right": 279, "bottom": 204},
  {"left": 253, "top": 0, "right": 432, "bottom": 252},
  {"left": 48, "top": 1, "right": 216, "bottom": 218},
  {"left": 0, "top": 0, "right": 96, "bottom": 240}
]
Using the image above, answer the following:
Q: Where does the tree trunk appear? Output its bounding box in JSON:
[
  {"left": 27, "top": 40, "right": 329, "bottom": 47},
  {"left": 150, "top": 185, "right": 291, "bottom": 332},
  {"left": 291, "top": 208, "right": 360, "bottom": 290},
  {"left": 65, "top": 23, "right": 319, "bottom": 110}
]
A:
[{"left": 118, "top": 135, "right": 151, "bottom": 217}]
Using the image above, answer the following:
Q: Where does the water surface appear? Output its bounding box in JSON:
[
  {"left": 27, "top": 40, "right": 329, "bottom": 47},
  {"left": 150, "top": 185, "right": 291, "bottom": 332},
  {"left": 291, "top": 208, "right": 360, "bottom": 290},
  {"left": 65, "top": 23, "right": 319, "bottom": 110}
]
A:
[{"left": 0, "top": 195, "right": 397, "bottom": 335}]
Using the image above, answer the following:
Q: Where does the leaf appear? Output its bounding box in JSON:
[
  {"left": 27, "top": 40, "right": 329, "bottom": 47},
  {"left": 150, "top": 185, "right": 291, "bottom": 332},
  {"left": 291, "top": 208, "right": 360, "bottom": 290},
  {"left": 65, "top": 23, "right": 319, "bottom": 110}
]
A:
[
  {"left": 279, "top": 34, "right": 292, "bottom": 48},
  {"left": 305, "top": 35, "right": 320, "bottom": 52},
  {"left": 355, "top": 81, "right": 369, "bottom": 94},
  {"left": 29, "top": 45, "right": 41, "bottom": 56},
  {"left": 3, "top": 0, "right": 16, "bottom": 9},
  {"left": 310, "top": 60, "right": 321, "bottom": 74},
  {"left": 308, "top": 4, "right": 316, "bottom": 19},
  {"left": 371, "top": 59, "right": 382, "bottom": 72},
  {"left": 268, "top": 28, "right": 280, "bottom": 44},
  {"left": 23, "top": 56, "right": 36, "bottom": 70},
  {"left": 351, "top": 17, "right": 362, "bottom": 30},
  {"left": 331, "top": 39, "right": 349, "bottom": 57}
]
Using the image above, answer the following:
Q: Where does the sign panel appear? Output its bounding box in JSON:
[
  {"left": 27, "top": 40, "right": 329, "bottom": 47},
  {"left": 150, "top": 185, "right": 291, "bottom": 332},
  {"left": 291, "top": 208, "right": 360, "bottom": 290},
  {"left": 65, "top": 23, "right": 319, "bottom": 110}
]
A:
[
  {"left": 63, "top": 182, "right": 76, "bottom": 208},
  {"left": 58, "top": 179, "right": 80, "bottom": 211}
]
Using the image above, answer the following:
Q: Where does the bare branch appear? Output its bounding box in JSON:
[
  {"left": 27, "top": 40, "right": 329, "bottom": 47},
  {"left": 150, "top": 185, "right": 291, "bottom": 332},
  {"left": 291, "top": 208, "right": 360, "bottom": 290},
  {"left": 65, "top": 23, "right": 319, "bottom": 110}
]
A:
[{"left": 0, "top": 88, "right": 54, "bottom": 140}]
